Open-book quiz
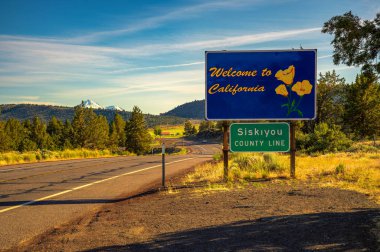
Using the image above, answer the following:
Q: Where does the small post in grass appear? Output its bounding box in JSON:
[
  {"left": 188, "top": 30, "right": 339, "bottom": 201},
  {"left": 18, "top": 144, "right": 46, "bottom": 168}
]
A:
[
  {"left": 162, "top": 143, "right": 166, "bottom": 188},
  {"left": 290, "top": 122, "right": 296, "bottom": 178},
  {"left": 223, "top": 122, "right": 229, "bottom": 181}
]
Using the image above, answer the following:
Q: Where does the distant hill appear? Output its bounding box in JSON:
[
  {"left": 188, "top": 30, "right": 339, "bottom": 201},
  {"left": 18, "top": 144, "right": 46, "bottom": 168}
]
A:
[
  {"left": 161, "top": 100, "right": 205, "bottom": 119},
  {"left": 0, "top": 104, "right": 186, "bottom": 127}
]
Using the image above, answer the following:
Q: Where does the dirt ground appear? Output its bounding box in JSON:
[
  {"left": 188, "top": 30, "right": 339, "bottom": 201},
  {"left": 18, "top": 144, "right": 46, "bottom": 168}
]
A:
[{"left": 13, "top": 179, "right": 379, "bottom": 252}]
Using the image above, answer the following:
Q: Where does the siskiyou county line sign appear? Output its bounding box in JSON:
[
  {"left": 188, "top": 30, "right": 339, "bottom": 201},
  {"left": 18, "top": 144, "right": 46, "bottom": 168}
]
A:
[
  {"left": 205, "top": 50, "right": 317, "bottom": 120},
  {"left": 230, "top": 123, "right": 290, "bottom": 152}
]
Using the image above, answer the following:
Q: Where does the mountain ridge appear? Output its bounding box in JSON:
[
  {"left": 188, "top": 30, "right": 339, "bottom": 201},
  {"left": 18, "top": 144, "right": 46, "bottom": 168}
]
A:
[
  {"left": 0, "top": 104, "right": 185, "bottom": 127},
  {"left": 161, "top": 99, "right": 205, "bottom": 119}
]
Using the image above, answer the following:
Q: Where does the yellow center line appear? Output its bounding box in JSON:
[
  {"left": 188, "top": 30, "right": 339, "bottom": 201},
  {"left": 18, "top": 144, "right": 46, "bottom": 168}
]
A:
[{"left": 0, "top": 157, "right": 194, "bottom": 214}]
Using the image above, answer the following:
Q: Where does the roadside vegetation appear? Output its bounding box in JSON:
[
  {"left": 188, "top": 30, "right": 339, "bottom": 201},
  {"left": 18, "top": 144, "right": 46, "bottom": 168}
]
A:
[
  {"left": 0, "top": 104, "right": 154, "bottom": 166},
  {"left": 0, "top": 149, "right": 133, "bottom": 166},
  {"left": 149, "top": 124, "right": 187, "bottom": 139},
  {"left": 183, "top": 142, "right": 379, "bottom": 203}
]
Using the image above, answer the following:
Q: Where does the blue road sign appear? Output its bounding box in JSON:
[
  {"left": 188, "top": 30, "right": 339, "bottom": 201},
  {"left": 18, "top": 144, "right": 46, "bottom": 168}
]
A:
[{"left": 205, "top": 50, "right": 316, "bottom": 120}]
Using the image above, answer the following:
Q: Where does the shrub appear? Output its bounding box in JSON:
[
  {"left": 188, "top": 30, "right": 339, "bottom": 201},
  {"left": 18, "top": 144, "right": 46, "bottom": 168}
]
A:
[
  {"left": 263, "top": 153, "right": 285, "bottom": 172},
  {"left": 213, "top": 152, "right": 222, "bottom": 162},
  {"left": 306, "top": 123, "right": 352, "bottom": 153},
  {"left": 335, "top": 163, "right": 345, "bottom": 175},
  {"left": 232, "top": 154, "right": 261, "bottom": 172}
]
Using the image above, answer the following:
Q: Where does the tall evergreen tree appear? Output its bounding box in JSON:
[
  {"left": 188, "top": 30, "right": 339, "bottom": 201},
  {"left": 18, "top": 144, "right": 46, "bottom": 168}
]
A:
[
  {"left": 125, "top": 106, "right": 152, "bottom": 155},
  {"left": 88, "top": 115, "right": 109, "bottom": 149},
  {"left": 153, "top": 126, "right": 162, "bottom": 137},
  {"left": 72, "top": 106, "right": 97, "bottom": 148},
  {"left": 198, "top": 121, "right": 215, "bottom": 132},
  {"left": 344, "top": 73, "right": 380, "bottom": 138},
  {"left": 19, "top": 120, "right": 38, "bottom": 151},
  {"left": 304, "top": 71, "right": 346, "bottom": 133},
  {"left": 0, "top": 121, "right": 11, "bottom": 152},
  {"left": 4, "top": 118, "right": 25, "bottom": 151},
  {"left": 47, "top": 116, "right": 64, "bottom": 149},
  {"left": 113, "top": 113, "right": 126, "bottom": 147},
  {"left": 62, "top": 119, "right": 74, "bottom": 149},
  {"left": 30, "top": 117, "right": 50, "bottom": 149},
  {"left": 183, "top": 120, "right": 194, "bottom": 136}
]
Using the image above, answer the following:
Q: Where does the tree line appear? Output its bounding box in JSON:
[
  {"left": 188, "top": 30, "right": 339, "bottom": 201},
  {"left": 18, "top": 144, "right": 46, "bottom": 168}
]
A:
[{"left": 0, "top": 105, "right": 152, "bottom": 155}]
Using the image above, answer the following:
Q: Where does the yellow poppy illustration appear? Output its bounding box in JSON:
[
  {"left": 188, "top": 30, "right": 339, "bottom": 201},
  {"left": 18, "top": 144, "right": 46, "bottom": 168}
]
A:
[
  {"left": 291, "top": 80, "right": 313, "bottom": 96},
  {"left": 275, "top": 64, "right": 313, "bottom": 117},
  {"left": 275, "top": 84, "right": 288, "bottom": 97},
  {"left": 275, "top": 65, "right": 295, "bottom": 85}
]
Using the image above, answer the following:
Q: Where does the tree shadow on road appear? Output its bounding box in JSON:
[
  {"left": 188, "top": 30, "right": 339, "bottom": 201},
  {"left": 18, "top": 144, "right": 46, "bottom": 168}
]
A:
[
  {"left": 85, "top": 210, "right": 379, "bottom": 252},
  {"left": 0, "top": 189, "right": 159, "bottom": 207}
]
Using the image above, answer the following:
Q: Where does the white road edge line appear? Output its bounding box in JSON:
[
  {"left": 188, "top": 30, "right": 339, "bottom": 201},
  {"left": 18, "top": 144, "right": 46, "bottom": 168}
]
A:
[{"left": 0, "top": 157, "right": 194, "bottom": 214}]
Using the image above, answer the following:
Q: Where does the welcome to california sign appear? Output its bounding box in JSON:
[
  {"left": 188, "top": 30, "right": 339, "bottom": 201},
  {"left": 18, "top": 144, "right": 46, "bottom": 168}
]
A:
[{"left": 205, "top": 50, "right": 317, "bottom": 120}]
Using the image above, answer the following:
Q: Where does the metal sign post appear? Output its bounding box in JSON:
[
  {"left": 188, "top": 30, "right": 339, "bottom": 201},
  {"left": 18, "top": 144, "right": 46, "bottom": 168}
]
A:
[
  {"left": 290, "top": 122, "right": 296, "bottom": 178},
  {"left": 162, "top": 143, "right": 166, "bottom": 188},
  {"left": 223, "top": 123, "right": 229, "bottom": 181}
]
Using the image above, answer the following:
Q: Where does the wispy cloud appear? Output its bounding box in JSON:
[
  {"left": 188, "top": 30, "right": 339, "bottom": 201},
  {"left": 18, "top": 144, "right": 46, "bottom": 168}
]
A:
[
  {"left": 0, "top": 27, "right": 321, "bottom": 64},
  {"left": 318, "top": 54, "right": 332, "bottom": 59},
  {"left": 54, "top": 69, "right": 204, "bottom": 99},
  {"left": 108, "top": 61, "right": 204, "bottom": 74},
  {"left": 13, "top": 101, "right": 62, "bottom": 106},
  {"left": 67, "top": 0, "right": 268, "bottom": 43},
  {"left": 0, "top": 27, "right": 321, "bottom": 86}
]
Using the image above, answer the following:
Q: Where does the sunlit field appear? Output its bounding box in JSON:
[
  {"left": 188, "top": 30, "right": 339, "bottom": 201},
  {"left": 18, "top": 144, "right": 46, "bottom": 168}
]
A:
[
  {"left": 0, "top": 149, "right": 134, "bottom": 167},
  {"left": 184, "top": 147, "right": 380, "bottom": 203},
  {"left": 148, "top": 123, "right": 200, "bottom": 139}
]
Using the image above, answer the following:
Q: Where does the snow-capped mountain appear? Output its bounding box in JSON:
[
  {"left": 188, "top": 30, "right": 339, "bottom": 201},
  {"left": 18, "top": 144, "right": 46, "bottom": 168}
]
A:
[
  {"left": 81, "top": 99, "right": 103, "bottom": 109},
  {"left": 105, "top": 105, "right": 124, "bottom": 111},
  {"left": 80, "top": 100, "right": 124, "bottom": 111}
]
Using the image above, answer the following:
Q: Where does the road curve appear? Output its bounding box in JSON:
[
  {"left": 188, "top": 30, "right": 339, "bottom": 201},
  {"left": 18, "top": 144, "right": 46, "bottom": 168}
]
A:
[{"left": 0, "top": 142, "right": 220, "bottom": 250}]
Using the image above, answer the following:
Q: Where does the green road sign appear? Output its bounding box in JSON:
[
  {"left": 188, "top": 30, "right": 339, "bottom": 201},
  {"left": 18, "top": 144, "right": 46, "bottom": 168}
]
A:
[{"left": 230, "top": 123, "right": 290, "bottom": 152}]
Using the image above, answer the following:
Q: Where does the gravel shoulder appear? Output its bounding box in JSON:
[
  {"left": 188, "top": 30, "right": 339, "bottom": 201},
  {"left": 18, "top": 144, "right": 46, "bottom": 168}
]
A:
[{"left": 13, "top": 179, "right": 379, "bottom": 251}]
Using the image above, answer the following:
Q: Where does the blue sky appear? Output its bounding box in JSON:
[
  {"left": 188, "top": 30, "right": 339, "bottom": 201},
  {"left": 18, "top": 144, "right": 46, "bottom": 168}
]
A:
[{"left": 0, "top": 0, "right": 379, "bottom": 114}]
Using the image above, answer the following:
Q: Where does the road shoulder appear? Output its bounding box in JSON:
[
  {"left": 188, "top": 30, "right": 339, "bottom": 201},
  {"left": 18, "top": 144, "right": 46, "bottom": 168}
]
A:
[{"left": 14, "top": 180, "right": 380, "bottom": 251}]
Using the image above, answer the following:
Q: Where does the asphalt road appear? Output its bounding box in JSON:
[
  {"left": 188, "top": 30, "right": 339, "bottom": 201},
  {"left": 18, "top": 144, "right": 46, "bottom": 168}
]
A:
[{"left": 0, "top": 142, "right": 220, "bottom": 250}]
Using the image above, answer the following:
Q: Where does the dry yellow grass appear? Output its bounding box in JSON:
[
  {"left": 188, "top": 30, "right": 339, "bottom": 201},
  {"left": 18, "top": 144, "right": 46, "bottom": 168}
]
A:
[
  {"left": 183, "top": 152, "right": 380, "bottom": 203},
  {"left": 149, "top": 123, "right": 201, "bottom": 139},
  {"left": 0, "top": 149, "right": 133, "bottom": 167},
  {"left": 288, "top": 152, "right": 380, "bottom": 202}
]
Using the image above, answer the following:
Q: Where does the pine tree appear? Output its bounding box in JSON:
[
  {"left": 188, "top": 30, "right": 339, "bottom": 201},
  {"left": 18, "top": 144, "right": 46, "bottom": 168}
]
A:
[
  {"left": 62, "top": 119, "right": 74, "bottom": 149},
  {"left": 0, "top": 121, "right": 11, "bottom": 152},
  {"left": 304, "top": 71, "right": 346, "bottom": 133},
  {"left": 344, "top": 73, "right": 380, "bottom": 138},
  {"left": 198, "top": 121, "right": 215, "bottom": 132},
  {"left": 88, "top": 115, "right": 109, "bottom": 149},
  {"left": 183, "top": 120, "right": 194, "bottom": 136},
  {"left": 125, "top": 106, "right": 152, "bottom": 155},
  {"left": 72, "top": 106, "right": 97, "bottom": 148},
  {"left": 4, "top": 118, "right": 25, "bottom": 151},
  {"left": 113, "top": 113, "right": 126, "bottom": 147},
  {"left": 19, "top": 120, "right": 38, "bottom": 151},
  {"left": 153, "top": 126, "right": 162, "bottom": 137},
  {"left": 30, "top": 117, "right": 50, "bottom": 150},
  {"left": 47, "top": 116, "right": 64, "bottom": 149}
]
